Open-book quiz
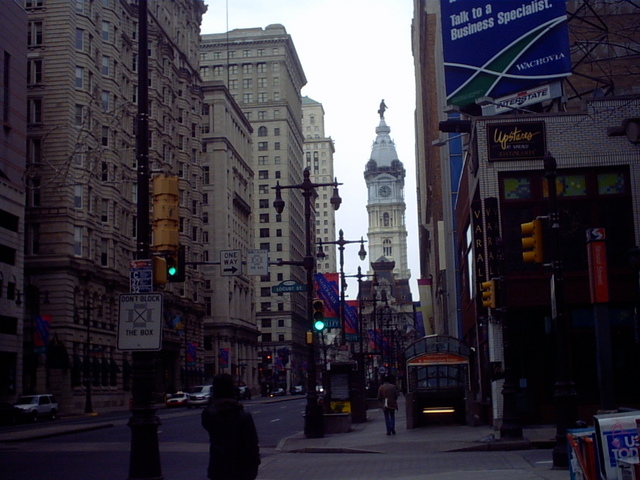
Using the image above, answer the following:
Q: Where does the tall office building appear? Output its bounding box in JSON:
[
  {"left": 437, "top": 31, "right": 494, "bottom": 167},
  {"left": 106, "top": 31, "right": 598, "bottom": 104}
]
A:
[
  {"left": 302, "top": 96, "right": 338, "bottom": 273},
  {"left": 200, "top": 25, "right": 309, "bottom": 392},
  {"left": 23, "top": 0, "right": 206, "bottom": 412},
  {"left": 0, "top": 1, "right": 28, "bottom": 403},
  {"left": 199, "top": 80, "right": 258, "bottom": 390}
]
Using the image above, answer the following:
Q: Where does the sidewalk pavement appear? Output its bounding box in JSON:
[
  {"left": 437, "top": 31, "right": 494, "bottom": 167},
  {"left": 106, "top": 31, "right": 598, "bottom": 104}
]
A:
[{"left": 277, "top": 395, "right": 557, "bottom": 454}]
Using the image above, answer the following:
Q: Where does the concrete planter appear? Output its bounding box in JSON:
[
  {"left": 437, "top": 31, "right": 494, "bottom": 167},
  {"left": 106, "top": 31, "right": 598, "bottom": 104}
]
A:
[{"left": 323, "top": 413, "right": 351, "bottom": 434}]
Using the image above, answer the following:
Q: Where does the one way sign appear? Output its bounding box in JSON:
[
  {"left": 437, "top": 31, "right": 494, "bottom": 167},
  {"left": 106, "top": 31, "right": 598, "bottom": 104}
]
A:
[{"left": 220, "top": 249, "right": 242, "bottom": 276}]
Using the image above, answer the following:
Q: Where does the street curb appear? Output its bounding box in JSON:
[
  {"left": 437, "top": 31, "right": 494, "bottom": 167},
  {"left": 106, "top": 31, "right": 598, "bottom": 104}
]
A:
[{"left": 0, "top": 422, "right": 114, "bottom": 443}]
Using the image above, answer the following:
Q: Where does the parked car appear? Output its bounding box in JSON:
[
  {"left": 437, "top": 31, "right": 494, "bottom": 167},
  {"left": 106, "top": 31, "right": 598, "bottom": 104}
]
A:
[
  {"left": 14, "top": 394, "right": 58, "bottom": 421},
  {"left": 291, "top": 385, "right": 304, "bottom": 395},
  {"left": 269, "top": 387, "right": 286, "bottom": 397},
  {"left": 237, "top": 385, "right": 251, "bottom": 400},
  {"left": 0, "top": 402, "right": 22, "bottom": 425},
  {"left": 187, "top": 385, "right": 212, "bottom": 408},
  {"left": 165, "top": 392, "right": 188, "bottom": 408}
]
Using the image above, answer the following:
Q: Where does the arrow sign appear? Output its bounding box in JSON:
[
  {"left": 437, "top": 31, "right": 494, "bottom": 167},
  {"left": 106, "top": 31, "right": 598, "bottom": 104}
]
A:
[{"left": 220, "top": 249, "right": 242, "bottom": 276}]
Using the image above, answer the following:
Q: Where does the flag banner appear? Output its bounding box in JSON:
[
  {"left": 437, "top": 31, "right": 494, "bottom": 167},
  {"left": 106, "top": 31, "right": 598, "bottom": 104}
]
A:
[
  {"left": 344, "top": 300, "right": 359, "bottom": 341},
  {"left": 368, "top": 329, "right": 383, "bottom": 352},
  {"left": 418, "top": 278, "right": 434, "bottom": 335},
  {"left": 218, "top": 347, "right": 229, "bottom": 366},
  {"left": 34, "top": 314, "right": 52, "bottom": 353},
  {"left": 314, "top": 273, "right": 340, "bottom": 320},
  {"left": 186, "top": 342, "right": 197, "bottom": 366},
  {"left": 414, "top": 302, "right": 426, "bottom": 338}
]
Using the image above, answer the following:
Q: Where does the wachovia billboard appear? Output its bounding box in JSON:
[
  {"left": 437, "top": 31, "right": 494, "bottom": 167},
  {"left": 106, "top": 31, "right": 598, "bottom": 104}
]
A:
[{"left": 441, "top": 0, "right": 571, "bottom": 107}]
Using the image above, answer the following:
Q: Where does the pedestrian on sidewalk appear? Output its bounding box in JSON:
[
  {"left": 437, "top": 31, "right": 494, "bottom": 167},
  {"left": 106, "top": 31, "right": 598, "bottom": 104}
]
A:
[
  {"left": 378, "top": 375, "right": 399, "bottom": 435},
  {"left": 201, "top": 374, "right": 261, "bottom": 480}
]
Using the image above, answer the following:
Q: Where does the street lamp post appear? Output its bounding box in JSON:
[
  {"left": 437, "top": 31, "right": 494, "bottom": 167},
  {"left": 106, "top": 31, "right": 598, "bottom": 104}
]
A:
[
  {"left": 316, "top": 229, "right": 367, "bottom": 344},
  {"left": 273, "top": 167, "right": 342, "bottom": 439},
  {"left": 545, "top": 152, "right": 578, "bottom": 468},
  {"left": 129, "top": 2, "right": 162, "bottom": 478}
]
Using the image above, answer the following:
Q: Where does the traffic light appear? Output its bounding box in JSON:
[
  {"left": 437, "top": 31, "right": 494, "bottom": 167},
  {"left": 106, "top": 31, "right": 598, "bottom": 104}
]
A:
[
  {"left": 152, "top": 175, "right": 179, "bottom": 252},
  {"left": 312, "top": 299, "right": 325, "bottom": 331},
  {"left": 480, "top": 280, "right": 496, "bottom": 309},
  {"left": 521, "top": 218, "right": 543, "bottom": 263},
  {"left": 166, "top": 245, "right": 185, "bottom": 283},
  {"left": 153, "top": 256, "right": 167, "bottom": 286}
]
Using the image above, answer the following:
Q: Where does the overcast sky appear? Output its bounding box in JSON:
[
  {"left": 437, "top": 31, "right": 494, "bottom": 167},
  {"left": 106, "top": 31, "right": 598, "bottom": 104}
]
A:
[{"left": 200, "top": 1, "right": 419, "bottom": 297}]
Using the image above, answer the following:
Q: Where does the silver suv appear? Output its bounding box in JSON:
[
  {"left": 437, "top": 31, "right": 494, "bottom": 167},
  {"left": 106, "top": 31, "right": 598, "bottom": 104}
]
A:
[
  {"left": 187, "top": 385, "right": 212, "bottom": 408},
  {"left": 15, "top": 394, "right": 59, "bottom": 421}
]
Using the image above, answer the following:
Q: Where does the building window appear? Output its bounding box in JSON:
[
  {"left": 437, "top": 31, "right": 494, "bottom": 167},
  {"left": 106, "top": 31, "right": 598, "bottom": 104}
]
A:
[
  {"left": 242, "top": 64, "right": 252, "bottom": 74},
  {"left": 257, "top": 92, "right": 267, "bottom": 103},
  {"left": 28, "top": 21, "right": 43, "bottom": 46},
  {"left": 242, "top": 78, "right": 252, "bottom": 88},
  {"left": 27, "top": 59, "right": 43, "bottom": 84},
  {"left": 243, "top": 92, "right": 253, "bottom": 104},
  {"left": 27, "top": 138, "right": 42, "bottom": 164},
  {"left": 259, "top": 228, "right": 269, "bottom": 237},
  {"left": 258, "top": 185, "right": 269, "bottom": 194},
  {"left": 76, "top": 28, "right": 84, "bottom": 50},
  {"left": 102, "top": 21, "right": 110, "bottom": 41},
  {"left": 74, "top": 104, "right": 84, "bottom": 126},
  {"left": 28, "top": 98, "right": 42, "bottom": 123},
  {"left": 228, "top": 65, "right": 238, "bottom": 75},
  {"left": 259, "top": 199, "right": 269, "bottom": 208},
  {"left": 74, "top": 226, "right": 83, "bottom": 256},
  {"left": 101, "top": 199, "right": 109, "bottom": 222},
  {"left": 74, "top": 185, "right": 83, "bottom": 208},
  {"left": 258, "top": 142, "right": 268, "bottom": 151},
  {"left": 101, "top": 56, "right": 110, "bottom": 76},
  {"left": 260, "top": 214, "right": 269, "bottom": 223},
  {"left": 75, "top": 66, "right": 84, "bottom": 88},
  {"left": 258, "top": 126, "right": 268, "bottom": 137},
  {"left": 258, "top": 170, "right": 269, "bottom": 179},
  {"left": 383, "top": 238, "right": 392, "bottom": 257},
  {"left": 101, "top": 91, "right": 109, "bottom": 112},
  {"left": 258, "top": 156, "right": 268, "bottom": 165},
  {"left": 101, "top": 126, "right": 109, "bottom": 146},
  {"left": 274, "top": 142, "right": 280, "bottom": 150}
]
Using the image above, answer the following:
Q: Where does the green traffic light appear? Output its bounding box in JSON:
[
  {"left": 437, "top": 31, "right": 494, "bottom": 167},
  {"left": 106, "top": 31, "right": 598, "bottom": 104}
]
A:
[
  {"left": 168, "top": 265, "right": 177, "bottom": 277},
  {"left": 313, "top": 319, "right": 325, "bottom": 331}
]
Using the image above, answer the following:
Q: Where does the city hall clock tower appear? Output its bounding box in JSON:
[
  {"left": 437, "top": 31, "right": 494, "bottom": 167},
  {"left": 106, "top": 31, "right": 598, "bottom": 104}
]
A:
[{"left": 364, "top": 103, "right": 410, "bottom": 280}]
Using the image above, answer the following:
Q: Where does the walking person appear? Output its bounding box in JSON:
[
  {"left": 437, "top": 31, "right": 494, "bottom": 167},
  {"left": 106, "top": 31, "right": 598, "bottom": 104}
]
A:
[
  {"left": 201, "top": 374, "right": 261, "bottom": 480},
  {"left": 378, "top": 375, "right": 399, "bottom": 435}
]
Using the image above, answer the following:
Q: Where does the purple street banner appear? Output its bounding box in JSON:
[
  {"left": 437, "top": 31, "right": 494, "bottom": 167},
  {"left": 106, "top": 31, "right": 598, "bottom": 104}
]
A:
[
  {"left": 440, "top": 0, "right": 571, "bottom": 106},
  {"left": 186, "top": 342, "right": 197, "bottom": 366},
  {"left": 218, "top": 347, "right": 229, "bottom": 366},
  {"left": 344, "top": 300, "right": 359, "bottom": 342},
  {"left": 314, "top": 273, "right": 340, "bottom": 320},
  {"left": 34, "top": 314, "right": 52, "bottom": 354}
]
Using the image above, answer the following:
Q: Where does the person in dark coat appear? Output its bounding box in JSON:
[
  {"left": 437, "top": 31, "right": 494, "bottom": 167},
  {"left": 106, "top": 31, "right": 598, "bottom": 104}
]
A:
[
  {"left": 201, "top": 374, "right": 260, "bottom": 480},
  {"left": 377, "top": 375, "right": 399, "bottom": 435}
]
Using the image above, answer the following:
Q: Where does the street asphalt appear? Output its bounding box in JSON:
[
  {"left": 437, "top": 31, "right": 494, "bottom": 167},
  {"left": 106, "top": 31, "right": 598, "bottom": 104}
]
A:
[{"left": 0, "top": 395, "right": 571, "bottom": 480}]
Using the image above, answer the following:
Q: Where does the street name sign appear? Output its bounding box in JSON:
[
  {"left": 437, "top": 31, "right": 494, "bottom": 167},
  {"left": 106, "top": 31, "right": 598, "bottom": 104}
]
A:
[
  {"left": 117, "top": 293, "right": 163, "bottom": 351},
  {"left": 129, "top": 259, "right": 153, "bottom": 293},
  {"left": 220, "top": 249, "right": 242, "bottom": 276},
  {"left": 272, "top": 280, "right": 307, "bottom": 293}
]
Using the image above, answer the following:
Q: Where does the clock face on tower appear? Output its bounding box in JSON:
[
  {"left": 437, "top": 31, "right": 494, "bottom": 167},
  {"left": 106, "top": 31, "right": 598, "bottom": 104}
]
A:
[{"left": 378, "top": 185, "right": 391, "bottom": 198}]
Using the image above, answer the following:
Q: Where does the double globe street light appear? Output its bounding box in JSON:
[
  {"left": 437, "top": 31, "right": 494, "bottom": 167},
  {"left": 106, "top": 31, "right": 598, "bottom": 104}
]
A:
[{"left": 273, "top": 167, "right": 341, "bottom": 438}]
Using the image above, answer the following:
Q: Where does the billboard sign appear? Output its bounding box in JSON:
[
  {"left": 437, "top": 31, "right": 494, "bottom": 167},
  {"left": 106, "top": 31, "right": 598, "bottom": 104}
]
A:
[
  {"left": 487, "top": 121, "right": 546, "bottom": 161},
  {"left": 441, "top": 0, "right": 571, "bottom": 107}
]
